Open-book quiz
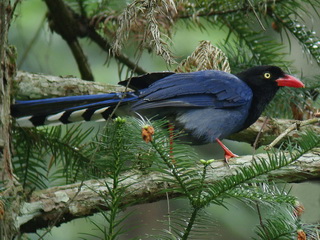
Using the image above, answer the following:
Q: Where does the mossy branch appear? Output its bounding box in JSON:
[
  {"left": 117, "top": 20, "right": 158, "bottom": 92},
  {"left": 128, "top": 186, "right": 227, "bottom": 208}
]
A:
[{"left": 17, "top": 151, "right": 320, "bottom": 233}]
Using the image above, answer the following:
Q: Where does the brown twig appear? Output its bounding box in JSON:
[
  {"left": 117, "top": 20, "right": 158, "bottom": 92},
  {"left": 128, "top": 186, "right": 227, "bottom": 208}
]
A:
[
  {"left": 256, "top": 202, "right": 271, "bottom": 240},
  {"left": 67, "top": 40, "right": 94, "bottom": 81},
  {"left": 247, "top": 0, "right": 266, "bottom": 30},
  {"left": 265, "top": 118, "right": 320, "bottom": 150},
  {"left": 252, "top": 116, "right": 269, "bottom": 158}
]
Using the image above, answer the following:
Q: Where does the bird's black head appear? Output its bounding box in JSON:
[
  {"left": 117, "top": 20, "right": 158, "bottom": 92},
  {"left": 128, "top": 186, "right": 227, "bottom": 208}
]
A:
[
  {"left": 236, "top": 65, "right": 304, "bottom": 90},
  {"left": 236, "top": 65, "right": 304, "bottom": 131}
]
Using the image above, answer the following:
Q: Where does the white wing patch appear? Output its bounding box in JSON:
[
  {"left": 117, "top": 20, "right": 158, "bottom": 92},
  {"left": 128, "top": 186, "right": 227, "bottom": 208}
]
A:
[
  {"left": 15, "top": 116, "right": 34, "bottom": 128},
  {"left": 15, "top": 106, "right": 112, "bottom": 127},
  {"left": 46, "top": 111, "right": 66, "bottom": 122},
  {"left": 89, "top": 107, "right": 110, "bottom": 121},
  {"left": 68, "top": 109, "right": 87, "bottom": 122}
]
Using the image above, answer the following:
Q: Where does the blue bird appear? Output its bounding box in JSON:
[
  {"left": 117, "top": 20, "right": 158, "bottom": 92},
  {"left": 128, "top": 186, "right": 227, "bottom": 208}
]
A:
[{"left": 11, "top": 66, "right": 304, "bottom": 161}]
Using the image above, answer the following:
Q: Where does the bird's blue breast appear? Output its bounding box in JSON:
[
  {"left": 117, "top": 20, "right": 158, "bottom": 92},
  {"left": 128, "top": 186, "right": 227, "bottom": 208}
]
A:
[{"left": 175, "top": 106, "right": 251, "bottom": 144}]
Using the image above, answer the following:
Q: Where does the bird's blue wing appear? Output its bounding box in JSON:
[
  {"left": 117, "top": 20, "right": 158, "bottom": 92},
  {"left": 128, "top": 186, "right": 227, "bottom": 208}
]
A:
[{"left": 132, "top": 70, "right": 253, "bottom": 110}]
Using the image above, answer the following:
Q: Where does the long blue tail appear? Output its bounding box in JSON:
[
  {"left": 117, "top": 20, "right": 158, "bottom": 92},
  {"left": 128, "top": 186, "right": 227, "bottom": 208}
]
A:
[{"left": 11, "top": 92, "right": 138, "bottom": 127}]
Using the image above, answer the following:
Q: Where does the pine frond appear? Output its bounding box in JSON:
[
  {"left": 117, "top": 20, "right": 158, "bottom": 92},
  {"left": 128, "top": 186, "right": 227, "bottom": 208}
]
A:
[
  {"left": 147, "top": 128, "right": 204, "bottom": 202},
  {"left": 252, "top": 201, "right": 318, "bottom": 240},
  {"left": 279, "top": 17, "right": 320, "bottom": 65},
  {"left": 154, "top": 208, "right": 216, "bottom": 240},
  {"left": 176, "top": 40, "right": 230, "bottom": 73},
  {"left": 221, "top": 15, "right": 287, "bottom": 70},
  {"left": 112, "top": 0, "right": 177, "bottom": 64},
  {"left": 296, "top": 128, "right": 320, "bottom": 150},
  {"left": 79, "top": 117, "right": 155, "bottom": 239},
  {"left": 253, "top": 215, "right": 299, "bottom": 240},
  {"left": 13, "top": 125, "right": 101, "bottom": 187},
  {"left": 229, "top": 182, "right": 297, "bottom": 206},
  {"left": 264, "top": 86, "right": 308, "bottom": 119},
  {"left": 40, "top": 125, "right": 98, "bottom": 183},
  {"left": 254, "top": 213, "right": 319, "bottom": 240},
  {"left": 13, "top": 128, "right": 49, "bottom": 189}
]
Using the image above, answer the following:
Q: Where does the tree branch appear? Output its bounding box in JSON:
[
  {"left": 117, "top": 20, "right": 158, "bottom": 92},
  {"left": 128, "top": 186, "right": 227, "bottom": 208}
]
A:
[
  {"left": 67, "top": 40, "right": 94, "bottom": 81},
  {"left": 265, "top": 118, "right": 320, "bottom": 150},
  {"left": 18, "top": 151, "right": 320, "bottom": 233},
  {"left": 14, "top": 71, "right": 128, "bottom": 99},
  {"left": 44, "top": 0, "right": 94, "bottom": 81},
  {"left": 44, "top": 0, "right": 146, "bottom": 76},
  {"left": 228, "top": 117, "right": 320, "bottom": 148}
]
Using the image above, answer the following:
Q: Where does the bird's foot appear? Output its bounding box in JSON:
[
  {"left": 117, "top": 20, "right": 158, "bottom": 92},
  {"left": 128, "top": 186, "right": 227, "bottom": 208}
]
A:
[{"left": 216, "top": 138, "right": 239, "bottom": 166}]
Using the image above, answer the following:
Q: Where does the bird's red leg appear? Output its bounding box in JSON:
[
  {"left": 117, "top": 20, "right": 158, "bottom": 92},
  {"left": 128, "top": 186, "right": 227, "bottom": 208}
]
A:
[{"left": 216, "top": 138, "right": 239, "bottom": 163}]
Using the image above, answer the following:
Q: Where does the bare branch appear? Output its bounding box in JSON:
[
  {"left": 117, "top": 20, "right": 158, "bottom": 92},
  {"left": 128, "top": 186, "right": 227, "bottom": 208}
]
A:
[
  {"left": 228, "top": 117, "right": 320, "bottom": 148},
  {"left": 44, "top": 0, "right": 94, "bottom": 81},
  {"left": 14, "top": 71, "right": 128, "bottom": 99},
  {"left": 265, "top": 118, "right": 320, "bottom": 150}
]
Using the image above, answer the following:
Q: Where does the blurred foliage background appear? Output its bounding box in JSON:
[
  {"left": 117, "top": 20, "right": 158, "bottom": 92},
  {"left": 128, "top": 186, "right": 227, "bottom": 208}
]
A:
[{"left": 8, "top": 0, "right": 320, "bottom": 239}]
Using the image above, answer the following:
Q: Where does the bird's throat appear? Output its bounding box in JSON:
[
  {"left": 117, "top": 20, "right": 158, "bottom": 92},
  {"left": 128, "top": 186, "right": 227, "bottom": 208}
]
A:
[{"left": 241, "top": 87, "right": 279, "bottom": 130}]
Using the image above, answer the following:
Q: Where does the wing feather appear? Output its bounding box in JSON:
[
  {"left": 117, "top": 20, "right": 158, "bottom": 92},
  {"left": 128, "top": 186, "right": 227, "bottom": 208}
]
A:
[{"left": 133, "top": 70, "right": 252, "bottom": 110}]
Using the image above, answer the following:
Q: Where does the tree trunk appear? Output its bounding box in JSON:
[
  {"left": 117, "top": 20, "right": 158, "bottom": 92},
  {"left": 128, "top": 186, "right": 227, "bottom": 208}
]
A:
[{"left": 0, "top": 0, "right": 19, "bottom": 238}]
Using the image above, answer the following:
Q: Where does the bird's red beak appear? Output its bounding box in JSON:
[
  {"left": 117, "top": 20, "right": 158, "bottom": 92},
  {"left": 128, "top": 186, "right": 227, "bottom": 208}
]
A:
[{"left": 276, "top": 74, "right": 305, "bottom": 88}]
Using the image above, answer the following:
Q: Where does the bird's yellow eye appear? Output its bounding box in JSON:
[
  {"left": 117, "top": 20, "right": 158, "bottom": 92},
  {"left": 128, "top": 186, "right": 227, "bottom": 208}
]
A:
[{"left": 264, "top": 72, "right": 271, "bottom": 79}]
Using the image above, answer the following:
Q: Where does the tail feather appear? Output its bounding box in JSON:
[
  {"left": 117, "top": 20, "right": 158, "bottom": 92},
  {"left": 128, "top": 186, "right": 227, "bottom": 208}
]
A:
[{"left": 12, "top": 92, "right": 137, "bottom": 127}]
